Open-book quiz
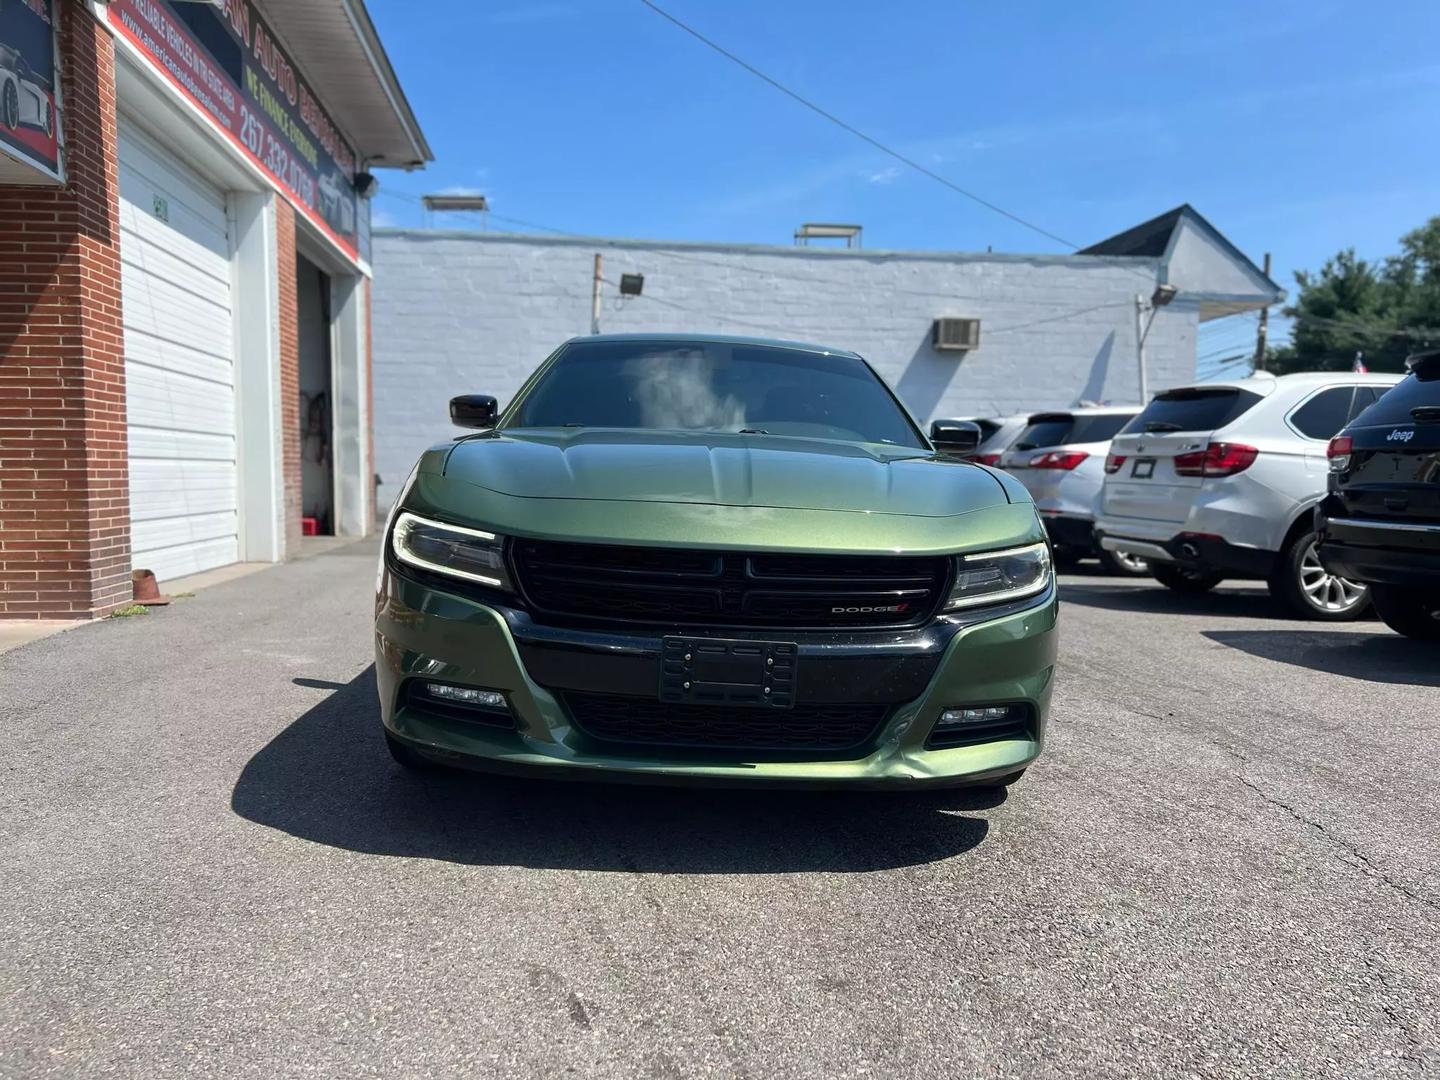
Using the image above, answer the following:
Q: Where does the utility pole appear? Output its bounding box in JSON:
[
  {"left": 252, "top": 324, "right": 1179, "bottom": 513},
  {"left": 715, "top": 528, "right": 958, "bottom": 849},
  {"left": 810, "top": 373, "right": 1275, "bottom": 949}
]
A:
[
  {"left": 1254, "top": 252, "right": 1272, "bottom": 370},
  {"left": 590, "top": 253, "right": 603, "bottom": 335},
  {"left": 1134, "top": 284, "right": 1179, "bottom": 406},
  {"left": 1135, "top": 294, "right": 1150, "bottom": 407}
]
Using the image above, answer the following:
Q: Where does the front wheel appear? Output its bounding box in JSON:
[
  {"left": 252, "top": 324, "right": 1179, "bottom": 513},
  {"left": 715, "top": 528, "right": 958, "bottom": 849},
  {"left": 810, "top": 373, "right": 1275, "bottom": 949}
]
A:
[
  {"left": 1269, "top": 532, "right": 1370, "bottom": 621},
  {"left": 1097, "top": 548, "right": 1151, "bottom": 576},
  {"left": 1151, "top": 563, "right": 1223, "bottom": 593},
  {"left": 2, "top": 83, "right": 19, "bottom": 131},
  {"left": 1371, "top": 586, "right": 1440, "bottom": 640}
]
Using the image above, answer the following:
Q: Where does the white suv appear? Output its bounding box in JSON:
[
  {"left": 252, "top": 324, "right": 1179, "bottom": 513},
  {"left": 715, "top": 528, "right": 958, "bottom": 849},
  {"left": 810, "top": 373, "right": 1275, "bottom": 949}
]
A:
[
  {"left": 999, "top": 407, "right": 1143, "bottom": 574},
  {"left": 1096, "top": 372, "right": 1402, "bottom": 619}
]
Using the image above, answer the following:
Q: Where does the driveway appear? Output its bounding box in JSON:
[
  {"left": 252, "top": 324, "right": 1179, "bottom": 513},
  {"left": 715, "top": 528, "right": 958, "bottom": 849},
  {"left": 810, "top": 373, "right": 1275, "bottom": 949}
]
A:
[{"left": 1, "top": 542, "right": 1435, "bottom": 1078}]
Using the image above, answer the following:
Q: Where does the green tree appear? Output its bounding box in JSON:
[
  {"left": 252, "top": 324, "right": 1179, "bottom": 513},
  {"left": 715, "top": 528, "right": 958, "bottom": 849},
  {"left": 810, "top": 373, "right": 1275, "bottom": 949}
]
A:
[{"left": 1268, "top": 217, "right": 1440, "bottom": 374}]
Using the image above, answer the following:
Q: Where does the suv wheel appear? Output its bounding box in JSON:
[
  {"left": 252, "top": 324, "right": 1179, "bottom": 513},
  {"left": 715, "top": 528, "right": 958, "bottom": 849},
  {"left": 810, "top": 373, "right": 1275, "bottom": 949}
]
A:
[
  {"left": 1270, "top": 533, "right": 1370, "bottom": 621},
  {"left": 1097, "top": 548, "right": 1150, "bottom": 576},
  {"left": 1151, "top": 563, "right": 1223, "bottom": 593},
  {"left": 1371, "top": 586, "right": 1440, "bottom": 641}
]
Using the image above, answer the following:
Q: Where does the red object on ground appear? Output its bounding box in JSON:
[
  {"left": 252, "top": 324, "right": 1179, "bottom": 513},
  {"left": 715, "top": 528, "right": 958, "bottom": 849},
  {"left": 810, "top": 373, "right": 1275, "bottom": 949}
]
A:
[
  {"left": 131, "top": 570, "right": 171, "bottom": 607},
  {"left": 302, "top": 517, "right": 320, "bottom": 536}
]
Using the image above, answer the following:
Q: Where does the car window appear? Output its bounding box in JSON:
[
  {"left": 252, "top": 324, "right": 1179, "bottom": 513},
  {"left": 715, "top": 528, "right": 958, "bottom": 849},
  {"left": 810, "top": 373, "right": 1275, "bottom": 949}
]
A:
[
  {"left": 1013, "top": 413, "right": 1130, "bottom": 450},
  {"left": 1289, "top": 386, "right": 1369, "bottom": 440},
  {"left": 1012, "top": 417, "right": 1074, "bottom": 450},
  {"left": 507, "top": 340, "right": 926, "bottom": 447},
  {"left": 1121, "top": 387, "right": 1264, "bottom": 435},
  {"left": 1071, "top": 414, "right": 1134, "bottom": 443},
  {"left": 1345, "top": 387, "right": 1379, "bottom": 423},
  {"left": 1349, "top": 370, "right": 1440, "bottom": 427}
]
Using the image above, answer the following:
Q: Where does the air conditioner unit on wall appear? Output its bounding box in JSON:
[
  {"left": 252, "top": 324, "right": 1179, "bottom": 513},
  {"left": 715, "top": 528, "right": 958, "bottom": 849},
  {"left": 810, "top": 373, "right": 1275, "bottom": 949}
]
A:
[{"left": 933, "top": 317, "right": 981, "bottom": 352}]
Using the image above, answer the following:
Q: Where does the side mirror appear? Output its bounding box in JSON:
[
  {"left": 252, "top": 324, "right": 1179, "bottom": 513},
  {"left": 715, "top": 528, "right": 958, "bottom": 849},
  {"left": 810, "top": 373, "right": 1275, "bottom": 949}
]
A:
[
  {"left": 450, "top": 394, "right": 498, "bottom": 430},
  {"left": 930, "top": 419, "right": 982, "bottom": 454}
]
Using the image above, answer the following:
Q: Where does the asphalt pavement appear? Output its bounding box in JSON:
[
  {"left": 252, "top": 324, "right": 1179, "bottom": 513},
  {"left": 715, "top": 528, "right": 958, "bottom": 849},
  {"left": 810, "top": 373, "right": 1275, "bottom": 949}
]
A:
[{"left": 1, "top": 541, "right": 1436, "bottom": 1079}]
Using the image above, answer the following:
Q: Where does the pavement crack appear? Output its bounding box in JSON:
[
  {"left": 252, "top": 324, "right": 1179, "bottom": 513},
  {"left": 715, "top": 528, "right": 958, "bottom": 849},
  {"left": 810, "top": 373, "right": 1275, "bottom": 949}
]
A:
[
  {"left": 1237, "top": 776, "right": 1439, "bottom": 912},
  {"left": 1363, "top": 956, "right": 1424, "bottom": 1063}
]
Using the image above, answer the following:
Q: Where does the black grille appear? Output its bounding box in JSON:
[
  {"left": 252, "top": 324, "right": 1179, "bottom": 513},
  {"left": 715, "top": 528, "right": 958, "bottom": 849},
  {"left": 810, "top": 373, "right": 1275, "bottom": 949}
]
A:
[
  {"left": 564, "top": 692, "right": 890, "bottom": 753},
  {"left": 512, "top": 539, "right": 949, "bottom": 629}
]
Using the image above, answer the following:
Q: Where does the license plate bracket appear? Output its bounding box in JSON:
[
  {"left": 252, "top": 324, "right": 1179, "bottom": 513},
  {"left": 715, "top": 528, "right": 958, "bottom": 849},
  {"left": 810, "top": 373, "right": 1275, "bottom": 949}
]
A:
[
  {"left": 659, "top": 637, "right": 797, "bottom": 709},
  {"left": 1131, "top": 458, "right": 1157, "bottom": 479}
]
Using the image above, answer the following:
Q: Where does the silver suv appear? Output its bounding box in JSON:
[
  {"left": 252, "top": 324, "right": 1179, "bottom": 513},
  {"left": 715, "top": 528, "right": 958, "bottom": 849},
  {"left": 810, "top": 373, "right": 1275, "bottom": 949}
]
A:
[
  {"left": 1096, "top": 372, "right": 1402, "bottom": 619},
  {"left": 999, "top": 407, "right": 1143, "bottom": 574}
]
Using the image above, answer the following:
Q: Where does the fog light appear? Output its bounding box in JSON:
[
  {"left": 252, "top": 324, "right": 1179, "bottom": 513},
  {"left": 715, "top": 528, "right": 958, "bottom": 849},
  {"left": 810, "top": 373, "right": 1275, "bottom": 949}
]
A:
[
  {"left": 424, "top": 683, "right": 506, "bottom": 709},
  {"left": 937, "top": 704, "right": 1017, "bottom": 728}
]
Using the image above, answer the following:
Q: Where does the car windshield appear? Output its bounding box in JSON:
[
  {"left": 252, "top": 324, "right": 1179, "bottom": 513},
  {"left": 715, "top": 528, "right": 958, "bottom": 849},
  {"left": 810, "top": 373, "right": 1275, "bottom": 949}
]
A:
[
  {"left": 506, "top": 340, "right": 925, "bottom": 447},
  {"left": 1120, "top": 387, "right": 1264, "bottom": 435},
  {"left": 1351, "top": 367, "right": 1440, "bottom": 427},
  {"left": 1013, "top": 413, "right": 1132, "bottom": 450}
]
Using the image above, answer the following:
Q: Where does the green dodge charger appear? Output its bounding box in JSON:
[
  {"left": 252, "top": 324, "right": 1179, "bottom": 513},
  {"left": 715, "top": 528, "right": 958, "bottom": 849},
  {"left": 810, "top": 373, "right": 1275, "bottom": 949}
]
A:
[{"left": 375, "top": 334, "right": 1058, "bottom": 788}]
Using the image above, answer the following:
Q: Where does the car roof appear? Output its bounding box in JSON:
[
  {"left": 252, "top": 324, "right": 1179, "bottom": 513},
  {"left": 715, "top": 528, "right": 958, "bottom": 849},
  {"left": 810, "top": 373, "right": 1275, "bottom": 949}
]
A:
[
  {"left": 1025, "top": 406, "right": 1140, "bottom": 421},
  {"left": 568, "top": 332, "right": 862, "bottom": 358},
  {"left": 1158, "top": 371, "right": 1404, "bottom": 397}
]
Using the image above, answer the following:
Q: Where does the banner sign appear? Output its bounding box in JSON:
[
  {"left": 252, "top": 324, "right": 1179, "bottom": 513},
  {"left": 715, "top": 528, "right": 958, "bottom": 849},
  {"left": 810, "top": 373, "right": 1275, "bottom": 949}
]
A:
[
  {"left": 111, "top": 0, "right": 362, "bottom": 260},
  {"left": 0, "top": 0, "right": 61, "bottom": 181}
]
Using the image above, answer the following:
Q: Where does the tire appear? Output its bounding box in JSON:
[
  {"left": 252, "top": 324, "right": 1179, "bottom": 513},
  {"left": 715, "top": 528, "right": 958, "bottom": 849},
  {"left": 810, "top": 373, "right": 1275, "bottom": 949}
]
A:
[
  {"left": 2, "top": 82, "right": 19, "bottom": 131},
  {"left": 1096, "top": 548, "right": 1151, "bottom": 576},
  {"left": 1268, "top": 531, "right": 1371, "bottom": 621},
  {"left": 1371, "top": 585, "right": 1440, "bottom": 641},
  {"left": 1151, "top": 563, "right": 1223, "bottom": 593},
  {"left": 384, "top": 730, "right": 438, "bottom": 771}
]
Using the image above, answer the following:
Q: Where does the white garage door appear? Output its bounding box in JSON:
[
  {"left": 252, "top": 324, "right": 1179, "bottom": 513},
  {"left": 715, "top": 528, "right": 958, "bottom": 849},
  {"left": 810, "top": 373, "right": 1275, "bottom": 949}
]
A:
[{"left": 119, "top": 121, "right": 239, "bottom": 581}]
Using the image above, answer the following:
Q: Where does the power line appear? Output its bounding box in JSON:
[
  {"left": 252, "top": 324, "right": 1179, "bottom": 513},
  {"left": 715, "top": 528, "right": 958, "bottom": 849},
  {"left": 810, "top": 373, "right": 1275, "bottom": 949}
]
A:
[{"left": 635, "top": 0, "right": 1079, "bottom": 251}]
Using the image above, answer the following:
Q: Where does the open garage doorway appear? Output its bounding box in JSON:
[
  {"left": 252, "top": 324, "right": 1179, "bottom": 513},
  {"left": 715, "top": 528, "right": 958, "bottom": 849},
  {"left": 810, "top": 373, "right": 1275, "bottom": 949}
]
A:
[{"left": 297, "top": 255, "right": 335, "bottom": 536}]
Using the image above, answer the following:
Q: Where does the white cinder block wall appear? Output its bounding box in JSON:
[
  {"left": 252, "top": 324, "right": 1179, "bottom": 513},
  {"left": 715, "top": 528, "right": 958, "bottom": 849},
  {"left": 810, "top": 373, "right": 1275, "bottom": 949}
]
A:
[{"left": 371, "top": 231, "right": 1198, "bottom": 508}]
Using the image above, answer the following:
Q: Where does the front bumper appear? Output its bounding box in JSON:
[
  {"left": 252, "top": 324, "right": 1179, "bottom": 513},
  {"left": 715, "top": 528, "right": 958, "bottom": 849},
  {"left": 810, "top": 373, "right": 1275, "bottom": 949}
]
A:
[
  {"left": 375, "top": 570, "right": 1058, "bottom": 788},
  {"left": 1314, "top": 501, "right": 1440, "bottom": 586}
]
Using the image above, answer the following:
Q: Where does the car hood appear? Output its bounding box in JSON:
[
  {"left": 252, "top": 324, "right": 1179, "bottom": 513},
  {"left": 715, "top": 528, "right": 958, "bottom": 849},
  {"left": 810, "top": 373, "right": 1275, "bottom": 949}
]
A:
[{"left": 437, "top": 429, "right": 1013, "bottom": 517}]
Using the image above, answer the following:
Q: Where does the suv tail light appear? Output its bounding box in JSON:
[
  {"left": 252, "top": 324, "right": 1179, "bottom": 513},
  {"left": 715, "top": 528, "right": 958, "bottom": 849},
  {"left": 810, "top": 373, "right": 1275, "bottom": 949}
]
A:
[
  {"left": 969, "top": 452, "right": 1003, "bottom": 466},
  {"left": 1030, "top": 451, "right": 1089, "bottom": 471},
  {"left": 1103, "top": 453, "right": 1127, "bottom": 474},
  {"left": 1326, "top": 435, "right": 1353, "bottom": 473},
  {"left": 1173, "top": 442, "right": 1259, "bottom": 478}
]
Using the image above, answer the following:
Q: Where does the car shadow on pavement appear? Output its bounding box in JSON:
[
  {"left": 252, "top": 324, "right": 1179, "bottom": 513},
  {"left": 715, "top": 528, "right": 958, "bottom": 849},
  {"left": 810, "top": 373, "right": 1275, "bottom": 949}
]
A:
[
  {"left": 232, "top": 667, "right": 997, "bottom": 873},
  {"left": 1202, "top": 629, "right": 1440, "bottom": 687},
  {"left": 1059, "top": 579, "right": 1279, "bottom": 620}
]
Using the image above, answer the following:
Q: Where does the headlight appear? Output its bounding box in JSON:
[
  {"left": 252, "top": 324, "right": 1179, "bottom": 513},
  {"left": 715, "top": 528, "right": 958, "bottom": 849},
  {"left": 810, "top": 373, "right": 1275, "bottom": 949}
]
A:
[
  {"left": 391, "top": 511, "right": 513, "bottom": 591},
  {"left": 944, "top": 542, "right": 1051, "bottom": 611}
]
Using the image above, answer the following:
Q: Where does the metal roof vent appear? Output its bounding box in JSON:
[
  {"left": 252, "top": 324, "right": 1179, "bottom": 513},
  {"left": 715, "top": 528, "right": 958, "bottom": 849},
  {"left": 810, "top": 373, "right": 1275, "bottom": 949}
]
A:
[{"left": 933, "top": 317, "right": 981, "bottom": 352}]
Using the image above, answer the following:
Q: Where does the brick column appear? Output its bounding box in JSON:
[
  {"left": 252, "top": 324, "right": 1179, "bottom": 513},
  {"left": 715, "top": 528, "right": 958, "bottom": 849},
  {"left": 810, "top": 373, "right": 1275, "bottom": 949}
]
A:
[
  {"left": 0, "top": 5, "right": 129, "bottom": 620},
  {"left": 275, "top": 199, "right": 302, "bottom": 553}
]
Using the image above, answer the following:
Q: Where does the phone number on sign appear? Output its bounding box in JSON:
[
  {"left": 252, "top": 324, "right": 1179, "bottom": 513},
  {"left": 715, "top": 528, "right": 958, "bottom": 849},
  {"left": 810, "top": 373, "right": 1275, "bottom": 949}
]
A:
[{"left": 240, "top": 105, "right": 316, "bottom": 207}]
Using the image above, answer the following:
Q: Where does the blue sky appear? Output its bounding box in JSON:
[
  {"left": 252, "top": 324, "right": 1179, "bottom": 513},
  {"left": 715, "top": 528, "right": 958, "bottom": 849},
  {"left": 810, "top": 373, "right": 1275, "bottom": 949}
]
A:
[{"left": 368, "top": 1, "right": 1440, "bottom": 368}]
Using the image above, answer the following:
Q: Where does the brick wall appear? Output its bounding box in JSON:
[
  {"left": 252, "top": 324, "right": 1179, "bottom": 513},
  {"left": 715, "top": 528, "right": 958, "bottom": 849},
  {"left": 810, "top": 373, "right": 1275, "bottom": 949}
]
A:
[
  {"left": 0, "top": 6, "right": 129, "bottom": 619},
  {"left": 370, "top": 232, "right": 1200, "bottom": 509},
  {"left": 276, "top": 200, "right": 301, "bottom": 553}
]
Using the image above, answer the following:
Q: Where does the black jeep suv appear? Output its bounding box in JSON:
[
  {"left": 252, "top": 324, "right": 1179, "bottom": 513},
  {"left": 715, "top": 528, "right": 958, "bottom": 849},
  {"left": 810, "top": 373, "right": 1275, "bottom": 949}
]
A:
[{"left": 1315, "top": 350, "right": 1440, "bottom": 640}]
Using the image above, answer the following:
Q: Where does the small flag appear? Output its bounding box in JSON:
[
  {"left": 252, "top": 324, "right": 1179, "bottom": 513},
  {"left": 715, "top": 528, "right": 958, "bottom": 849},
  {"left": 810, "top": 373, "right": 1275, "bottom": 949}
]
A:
[{"left": 1352, "top": 352, "right": 1368, "bottom": 373}]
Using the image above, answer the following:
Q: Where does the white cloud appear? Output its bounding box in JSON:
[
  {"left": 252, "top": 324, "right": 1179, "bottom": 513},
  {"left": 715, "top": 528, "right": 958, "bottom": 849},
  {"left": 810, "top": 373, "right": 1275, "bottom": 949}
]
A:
[
  {"left": 372, "top": 206, "right": 399, "bottom": 228},
  {"left": 866, "top": 166, "right": 902, "bottom": 185}
]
